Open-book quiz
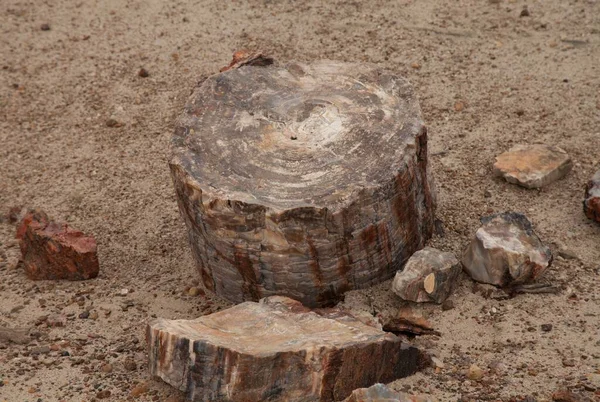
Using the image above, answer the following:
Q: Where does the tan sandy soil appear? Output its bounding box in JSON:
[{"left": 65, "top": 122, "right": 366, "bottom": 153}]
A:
[{"left": 1, "top": 0, "right": 599, "bottom": 401}]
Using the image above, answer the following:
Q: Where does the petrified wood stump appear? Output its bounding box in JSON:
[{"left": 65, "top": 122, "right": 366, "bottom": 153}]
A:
[
  {"left": 171, "top": 59, "right": 436, "bottom": 307},
  {"left": 147, "top": 296, "right": 422, "bottom": 402}
]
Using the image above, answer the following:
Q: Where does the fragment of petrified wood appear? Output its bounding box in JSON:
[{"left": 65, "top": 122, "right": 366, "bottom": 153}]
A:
[
  {"left": 147, "top": 296, "right": 423, "bottom": 402},
  {"left": 381, "top": 306, "right": 440, "bottom": 337},
  {"left": 16, "top": 210, "right": 99, "bottom": 280},
  {"left": 493, "top": 144, "right": 572, "bottom": 189},
  {"left": 584, "top": 170, "right": 600, "bottom": 223},
  {"left": 170, "top": 57, "right": 436, "bottom": 307},
  {"left": 343, "top": 383, "right": 435, "bottom": 402},
  {"left": 462, "top": 212, "right": 552, "bottom": 287},
  {"left": 391, "top": 247, "right": 461, "bottom": 304}
]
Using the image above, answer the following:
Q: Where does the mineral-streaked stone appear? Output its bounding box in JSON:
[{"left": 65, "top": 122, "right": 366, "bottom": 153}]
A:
[
  {"left": 462, "top": 212, "right": 552, "bottom": 287},
  {"left": 391, "top": 247, "right": 461, "bottom": 303},
  {"left": 147, "top": 296, "right": 422, "bottom": 402},
  {"left": 17, "top": 210, "right": 99, "bottom": 281},
  {"left": 343, "top": 383, "right": 435, "bottom": 402},
  {"left": 171, "top": 56, "right": 436, "bottom": 307},
  {"left": 584, "top": 170, "right": 600, "bottom": 223},
  {"left": 493, "top": 144, "right": 573, "bottom": 189}
]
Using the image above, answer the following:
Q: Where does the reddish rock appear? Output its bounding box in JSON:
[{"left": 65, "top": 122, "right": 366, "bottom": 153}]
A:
[
  {"left": 382, "top": 306, "right": 440, "bottom": 337},
  {"left": 493, "top": 144, "right": 572, "bottom": 189},
  {"left": 17, "top": 211, "right": 99, "bottom": 280},
  {"left": 584, "top": 170, "right": 600, "bottom": 223},
  {"left": 551, "top": 388, "right": 585, "bottom": 402},
  {"left": 147, "top": 296, "right": 423, "bottom": 402}
]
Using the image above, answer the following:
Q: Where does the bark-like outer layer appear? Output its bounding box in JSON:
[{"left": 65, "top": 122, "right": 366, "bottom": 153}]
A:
[
  {"left": 170, "top": 61, "right": 436, "bottom": 307},
  {"left": 147, "top": 297, "right": 422, "bottom": 402}
]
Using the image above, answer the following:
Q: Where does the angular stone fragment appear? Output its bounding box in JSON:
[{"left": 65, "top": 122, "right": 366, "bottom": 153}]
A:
[
  {"left": 147, "top": 296, "right": 422, "bottom": 402},
  {"left": 381, "top": 306, "right": 439, "bottom": 337},
  {"left": 343, "top": 383, "right": 435, "bottom": 402},
  {"left": 584, "top": 170, "right": 600, "bottom": 223},
  {"left": 17, "top": 210, "right": 99, "bottom": 280},
  {"left": 171, "top": 56, "right": 436, "bottom": 307},
  {"left": 462, "top": 212, "right": 552, "bottom": 287},
  {"left": 391, "top": 247, "right": 461, "bottom": 303},
  {"left": 493, "top": 144, "right": 573, "bottom": 189}
]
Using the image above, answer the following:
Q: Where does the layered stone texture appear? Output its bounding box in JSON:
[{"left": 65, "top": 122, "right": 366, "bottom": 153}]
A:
[
  {"left": 147, "top": 296, "right": 422, "bottom": 402},
  {"left": 584, "top": 170, "right": 600, "bottom": 223},
  {"left": 343, "top": 383, "right": 435, "bottom": 402},
  {"left": 171, "top": 59, "right": 436, "bottom": 307},
  {"left": 17, "top": 210, "right": 99, "bottom": 281},
  {"left": 462, "top": 212, "right": 552, "bottom": 287},
  {"left": 391, "top": 247, "right": 461, "bottom": 303},
  {"left": 493, "top": 144, "right": 572, "bottom": 189}
]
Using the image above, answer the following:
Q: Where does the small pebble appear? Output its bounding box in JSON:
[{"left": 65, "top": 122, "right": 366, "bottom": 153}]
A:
[
  {"left": 188, "top": 287, "right": 203, "bottom": 297},
  {"left": 138, "top": 68, "right": 149, "bottom": 78},
  {"left": 96, "top": 390, "right": 111, "bottom": 399},
  {"left": 467, "top": 364, "right": 484, "bottom": 381},
  {"left": 40, "top": 23, "right": 50, "bottom": 31},
  {"left": 130, "top": 381, "right": 149, "bottom": 397},
  {"left": 441, "top": 299, "right": 455, "bottom": 311},
  {"left": 106, "top": 118, "right": 119, "bottom": 128},
  {"left": 541, "top": 323, "right": 553, "bottom": 332},
  {"left": 124, "top": 359, "right": 137, "bottom": 371}
]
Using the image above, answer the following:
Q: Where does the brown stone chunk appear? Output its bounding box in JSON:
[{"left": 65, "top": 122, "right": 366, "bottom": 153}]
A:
[
  {"left": 147, "top": 296, "right": 422, "bottom": 402},
  {"left": 17, "top": 210, "right": 99, "bottom": 280},
  {"left": 462, "top": 212, "right": 552, "bottom": 287},
  {"left": 493, "top": 144, "right": 572, "bottom": 189},
  {"left": 391, "top": 247, "right": 461, "bottom": 304},
  {"left": 343, "top": 383, "right": 435, "bottom": 402},
  {"left": 584, "top": 170, "right": 600, "bottom": 223},
  {"left": 171, "top": 57, "right": 436, "bottom": 307}
]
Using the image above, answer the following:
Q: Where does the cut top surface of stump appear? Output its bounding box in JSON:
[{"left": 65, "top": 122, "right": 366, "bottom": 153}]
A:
[
  {"left": 172, "top": 60, "right": 423, "bottom": 211},
  {"left": 150, "top": 296, "right": 392, "bottom": 356}
]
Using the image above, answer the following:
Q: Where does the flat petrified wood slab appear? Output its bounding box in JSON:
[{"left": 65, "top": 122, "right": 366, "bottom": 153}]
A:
[
  {"left": 171, "top": 58, "right": 436, "bottom": 307},
  {"left": 147, "top": 296, "right": 422, "bottom": 402}
]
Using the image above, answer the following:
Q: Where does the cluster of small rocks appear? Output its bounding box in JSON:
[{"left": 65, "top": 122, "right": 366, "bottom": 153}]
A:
[{"left": 393, "top": 144, "right": 596, "bottom": 309}]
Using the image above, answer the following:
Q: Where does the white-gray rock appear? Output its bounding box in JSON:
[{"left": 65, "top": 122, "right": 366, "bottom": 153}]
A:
[
  {"left": 462, "top": 212, "right": 552, "bottom": 287},
  {"left": 392, "top": 247, "right": 461, "bottom": 304}
]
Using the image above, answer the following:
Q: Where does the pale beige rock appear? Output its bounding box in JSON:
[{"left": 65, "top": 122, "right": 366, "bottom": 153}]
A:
[
  {"left": 391, "top": 247, "right": 461, "bottom": 303},
  {"left": 171, "top": 58, "right": 436, "bottom": 307},
  {"left": 584, "top": 170, "right": 600, "bottom": 223},
  {"left": 343, "top": 383, "right": 436, "bottom": 402},
  {"left": 147, "top": 296, "right": 422, "bottom": 402},
  {"left": 493, "top": 144, "right": 572, "bottom": 189},
  {"left": 462, "top": 212, "right": 552, "bottom": 287}
]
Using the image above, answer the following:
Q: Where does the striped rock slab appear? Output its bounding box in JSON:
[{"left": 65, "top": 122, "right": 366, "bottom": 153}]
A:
[
  {"left": 170, "top": 57, "right": 436, "bottom": 307},
  {"left": 343, "top": 383, "right": 436, "bottom": 402},
  {"left": 147, "top": 296, "right": 423, "bottom": 402}
]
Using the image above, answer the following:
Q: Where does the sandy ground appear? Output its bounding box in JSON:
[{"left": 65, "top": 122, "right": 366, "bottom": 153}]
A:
[{"left": 1, "top": 0, "right": 599, "bottom": 401}]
